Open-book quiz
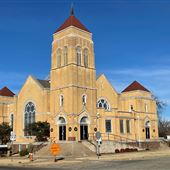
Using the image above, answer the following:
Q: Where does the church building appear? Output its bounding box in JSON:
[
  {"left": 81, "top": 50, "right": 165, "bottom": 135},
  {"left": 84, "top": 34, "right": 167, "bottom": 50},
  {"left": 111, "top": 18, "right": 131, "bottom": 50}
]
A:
[{"left": 0, "top": 9, "right": 158, "bottom": 145}]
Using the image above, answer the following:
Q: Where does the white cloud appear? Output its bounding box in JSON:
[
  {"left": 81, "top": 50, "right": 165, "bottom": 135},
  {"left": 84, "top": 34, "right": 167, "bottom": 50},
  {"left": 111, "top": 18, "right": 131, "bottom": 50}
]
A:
[{"left": 105, "top": 68, "right": 170, "bottom": 77}]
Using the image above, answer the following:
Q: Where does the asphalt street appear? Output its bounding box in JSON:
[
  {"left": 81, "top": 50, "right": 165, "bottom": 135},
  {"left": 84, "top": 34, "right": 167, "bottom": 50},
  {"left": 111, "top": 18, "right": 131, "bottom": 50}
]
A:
[{"left": 0, "top": 156, "right": 170, "bottom": 170}]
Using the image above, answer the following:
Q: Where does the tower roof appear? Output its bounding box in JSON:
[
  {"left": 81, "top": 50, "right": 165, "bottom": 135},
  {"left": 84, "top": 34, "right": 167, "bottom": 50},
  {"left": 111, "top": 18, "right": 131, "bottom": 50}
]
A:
[
  {"left": 0, "top": 86, "right": 15, "bottom": 97},
  {"left": 122, "top": 81, "right": 150, "bottom": 93},
  {"left": 54, "top": 8, "right": 90, "bottom": 33}
]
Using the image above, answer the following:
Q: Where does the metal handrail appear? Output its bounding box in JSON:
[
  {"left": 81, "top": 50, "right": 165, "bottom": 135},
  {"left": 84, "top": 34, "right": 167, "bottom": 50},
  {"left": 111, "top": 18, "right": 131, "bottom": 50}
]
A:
[
  {"left": 88, "top": 132, "right": 141, "bottom": 148},
  {"left": 89, "top": 133, "right": 136, "bottom": 141}
]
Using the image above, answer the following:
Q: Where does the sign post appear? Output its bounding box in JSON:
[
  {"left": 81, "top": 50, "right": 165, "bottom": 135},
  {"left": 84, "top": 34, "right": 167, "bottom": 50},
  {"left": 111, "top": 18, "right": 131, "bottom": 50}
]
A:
[
  {"left": 10, "top": 131, "right": 16, "bottom": 162},
  {"left": 50, "top": 143, "right": 61, "bottom": 162},
  {"left": 95, "top": 131, "right": 102, "bottom": 159}
]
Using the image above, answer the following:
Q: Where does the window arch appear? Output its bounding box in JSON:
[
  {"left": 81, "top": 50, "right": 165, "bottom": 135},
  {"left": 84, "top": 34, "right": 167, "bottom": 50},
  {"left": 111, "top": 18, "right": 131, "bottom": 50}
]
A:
[
  {"left": 97, "top": 98, "right": 110, "bottom": 111},
  {"left": 129, "top": 105, "right": 134, "bottom": 112},
  {"left": 145, "top": 120, "right": 150, "bottom": 127},
  {"left": 80, "top": 116, "right": 88, "bottom": 125},
  {"left": 76, "top": 46, "right": 81, "bottom": 66},
  {"left": 57, "top": 48, "right": 61, "bottom": 68},
  {"left": 63, "top": 46, "right": 68, "bottom": 66},
  {"left": 24, "top": 102, "right": 36, "bottom": 136},
  {"left": 84, "top": 48, "right": 88, "bottom": 68},
  {"left": 60, "top": 95, "right": 64, "bottom": 107},
  {"left": 58, "top": 117, "right": 66, "bottom": 125},
  {"left": 82, "top": 94, "right": 87, "bottom": 106},
  {"left": 145, "top": 104, "right": 148, "bottom": 112}
]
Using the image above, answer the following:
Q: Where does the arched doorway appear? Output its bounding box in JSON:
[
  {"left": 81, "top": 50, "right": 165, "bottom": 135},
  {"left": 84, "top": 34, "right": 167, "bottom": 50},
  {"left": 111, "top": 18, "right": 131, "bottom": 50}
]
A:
[
  {"left": 80, "top": 116, "right": 88, "bottom": 140},
  {"left": 145, "top": 120, "right": 150, "bottom": 139},
  {"left": 58, "top": 117, "right": 66, "bottom": 141}
]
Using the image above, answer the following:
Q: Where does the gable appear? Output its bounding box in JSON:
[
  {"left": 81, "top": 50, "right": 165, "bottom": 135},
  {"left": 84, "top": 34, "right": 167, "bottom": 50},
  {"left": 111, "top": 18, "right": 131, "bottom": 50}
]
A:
[
  {"left": 96, "top": 74, "right": 118, "bottom": 107},
  {"left": 18, "top": 75, "right": 48, "bottom": 97}
]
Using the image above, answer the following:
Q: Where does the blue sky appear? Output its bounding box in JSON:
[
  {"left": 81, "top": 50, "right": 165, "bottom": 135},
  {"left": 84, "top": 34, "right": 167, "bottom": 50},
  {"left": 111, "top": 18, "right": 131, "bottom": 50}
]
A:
[{"left": 0, "top": 0, "right": 170, "bottom": 118}]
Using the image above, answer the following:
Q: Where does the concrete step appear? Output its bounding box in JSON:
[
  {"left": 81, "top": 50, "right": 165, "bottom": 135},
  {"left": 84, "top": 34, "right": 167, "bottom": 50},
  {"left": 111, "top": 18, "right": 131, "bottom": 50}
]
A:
[{"left": 35, "top": 142, "right": 95, "bottom": 158}]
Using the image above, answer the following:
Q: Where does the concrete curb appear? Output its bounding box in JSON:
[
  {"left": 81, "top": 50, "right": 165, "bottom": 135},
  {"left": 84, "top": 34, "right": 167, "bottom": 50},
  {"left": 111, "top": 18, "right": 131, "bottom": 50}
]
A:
[{"left": 0, "top": 149, "right": 170, "bottom": 167}]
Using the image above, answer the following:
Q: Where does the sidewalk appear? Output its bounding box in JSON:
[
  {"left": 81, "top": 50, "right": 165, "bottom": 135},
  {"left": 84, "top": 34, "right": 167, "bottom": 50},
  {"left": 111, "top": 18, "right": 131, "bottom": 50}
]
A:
[
  {"left": 77, "top": 149, "right": 170, "bottom": 161},
  {"left": 0, "top": 149, "right": 170, "bottom": 167}
]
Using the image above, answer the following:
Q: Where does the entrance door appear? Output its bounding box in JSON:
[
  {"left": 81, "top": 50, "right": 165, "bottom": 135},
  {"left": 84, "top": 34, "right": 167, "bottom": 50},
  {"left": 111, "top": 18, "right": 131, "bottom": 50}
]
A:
[
  {"left": 80, "top": 125, "right": 88, "bottom": 140},
  {"left": 145, "top": 120, "right": 150, "bottom": 140},
  {"left": 59, "top": 125, "right": 66, "bottom": 141},
  {"left": 145, "top": 127, "right": 150, "bottom": 139},
  {"left": 80, "top": 116, "right": 89, "bottom": 140}
]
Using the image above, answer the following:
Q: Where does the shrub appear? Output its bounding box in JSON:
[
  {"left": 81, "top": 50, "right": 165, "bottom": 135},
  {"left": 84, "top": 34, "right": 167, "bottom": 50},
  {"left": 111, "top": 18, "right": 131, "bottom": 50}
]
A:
[
  {"left": 120, "top": 148, "right": 125, "bottom": 153},
  {"left": 133, "top": 148, "right": 138, "bottom": 152},
  {"left": 125, "top": 148, "right": 130, "bottom": 152},
  {"left": 19, "top": 149, "right": 29, "bottom": 156},
  {"left": 115, "top": 149, "right": 119, "bottom": 153},
  {"left": 25, "top": 121, "right": 50, "bottom": 142},
  {"left": 27, "top": 143, "right": 34, "bottom": 153},
  {"left": 129, "top": 148, "right": 133, "bottom": 152},
  {"left": 0, "top": 123, "right": 12, "bottom": 144}
]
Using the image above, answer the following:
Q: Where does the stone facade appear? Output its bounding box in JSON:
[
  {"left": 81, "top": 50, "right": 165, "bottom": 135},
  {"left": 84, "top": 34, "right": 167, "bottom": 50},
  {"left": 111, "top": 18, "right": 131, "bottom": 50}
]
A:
[
  {"left": 0, "top": 10, "right": 158, "bottom": 144},
  {"left": 0, "top": 87, "right": 16, "bottom": 129}
]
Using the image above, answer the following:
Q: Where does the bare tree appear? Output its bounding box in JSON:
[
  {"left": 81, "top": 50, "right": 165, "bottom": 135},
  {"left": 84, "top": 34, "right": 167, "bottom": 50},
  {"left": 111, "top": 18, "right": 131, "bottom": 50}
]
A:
[
  {"left": 152, "top": 95, "right": 168, "bottom": 137},
  {"left": 152, "top": 95, "right": 167, "bottom": 120},
  {"left": 158, "top": 119, "right": 170, "bottom": 138}
]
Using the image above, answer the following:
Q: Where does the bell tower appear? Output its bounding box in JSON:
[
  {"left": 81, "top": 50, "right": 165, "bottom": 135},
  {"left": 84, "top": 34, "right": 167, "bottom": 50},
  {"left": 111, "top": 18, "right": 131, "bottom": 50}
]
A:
[{"left": 50, "top": 8, "right": 97, "bottom": 141}]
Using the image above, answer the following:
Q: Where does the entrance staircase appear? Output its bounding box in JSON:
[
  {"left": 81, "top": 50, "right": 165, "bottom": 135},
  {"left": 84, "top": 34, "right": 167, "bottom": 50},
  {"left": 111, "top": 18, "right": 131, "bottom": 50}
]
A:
[
  {"left": 34, "top": 133, "right": 150, "bottom": 157},
  {"left": 35, "top": 142, "right": 95, "bottom": 158}
]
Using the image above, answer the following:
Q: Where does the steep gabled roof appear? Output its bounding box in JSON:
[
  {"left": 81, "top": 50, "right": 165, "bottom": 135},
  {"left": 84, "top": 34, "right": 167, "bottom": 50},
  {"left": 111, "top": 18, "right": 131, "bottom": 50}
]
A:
[
  {"left": 97, "top": 74, "right": 118, "bottom": 94},
  {"left": 54, "top": 10, "right": 90, "bottom": 33},
  {"left": 36, "top": 79, "right": 50, "bottom": 89},
  {"left": 0, "top": 86, "right": 15, "bottom": 97},
  {"left": 122, "top": 81, "right": 150, "bottom": 93}
]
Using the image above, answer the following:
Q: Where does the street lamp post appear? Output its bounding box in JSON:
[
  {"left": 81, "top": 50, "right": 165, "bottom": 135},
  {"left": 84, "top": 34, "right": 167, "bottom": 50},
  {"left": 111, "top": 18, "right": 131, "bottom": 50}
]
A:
[
  {"left": 96, "top": 112, "right": 100, "bottom": 131},
  {"left": 137, "top": 115, "right": 141, "bottom": 147}
]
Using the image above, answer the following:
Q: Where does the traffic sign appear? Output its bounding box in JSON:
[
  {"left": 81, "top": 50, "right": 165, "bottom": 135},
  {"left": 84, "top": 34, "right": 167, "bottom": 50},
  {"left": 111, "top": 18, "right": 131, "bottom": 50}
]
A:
[
  {"left": 10, "top": 131, "right": 16, "bottom": 141},
  {"left": 50, "top": 143, "right": 61, "bottom": 156},
  {"left": 96, "top": 131, "right": 101, "bottom": 140}
]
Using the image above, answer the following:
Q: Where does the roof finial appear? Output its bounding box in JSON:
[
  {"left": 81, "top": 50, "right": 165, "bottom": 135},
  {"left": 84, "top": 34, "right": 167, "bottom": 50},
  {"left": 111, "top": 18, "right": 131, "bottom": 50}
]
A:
[{"left": 70, "top": 3, "right": 74, "bottom": 15}]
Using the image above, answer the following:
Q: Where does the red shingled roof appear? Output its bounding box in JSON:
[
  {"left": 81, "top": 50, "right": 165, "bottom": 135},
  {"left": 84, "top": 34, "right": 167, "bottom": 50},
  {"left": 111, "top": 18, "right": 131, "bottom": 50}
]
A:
[
  {"left": 0, "top": 86, "right": 15, "bottom": 97},
  {"left": 55, "top": 14, "right": 90, "bottom": 33},
  {"left": 122, "top": 81, "right": 150, "bottom": 93}
]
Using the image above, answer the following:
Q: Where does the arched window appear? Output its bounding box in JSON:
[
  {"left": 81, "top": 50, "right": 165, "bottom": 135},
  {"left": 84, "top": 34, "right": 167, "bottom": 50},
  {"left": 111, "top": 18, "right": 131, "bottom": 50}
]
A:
[
  {"left": 9, "top": 113, "right": 14, "bottom": 130},
  {"left": 145, "top": 120, "right": 150, "bottom": 127},
  {"left": 80, "top": 116, "right": 88, "bottom": 125},
  {"left": 60, "top": 95, "right": 64, "bottom": 107},
  {"left": 82, "top": 95, "right": 87, "bottom": 106},
  {"left": 24, "top": 102, "right": 36, "bottom": 136},
  {"left": 97, "top": 98, "right": 110, "bottom": 111},
  {"left": 57, "top": 48, "right": 61, "bottom": 68},
  {"left": 145, "top": 104, "right": 148, "bottom": 112},
  {"left": 76, "top": 46, "right": 81, "bottom": 66},
  {"left": 63, "top": 46, "right": 68, "bottom": 66},
  {"left": 84, "top": 48, "right": 88, "bottom": 68},
  {"left": 129, "top": 105, "right": 134, "bottom": 112},
  {"left": 58, "top": 117, "right": 66, "bottom": 125}
]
